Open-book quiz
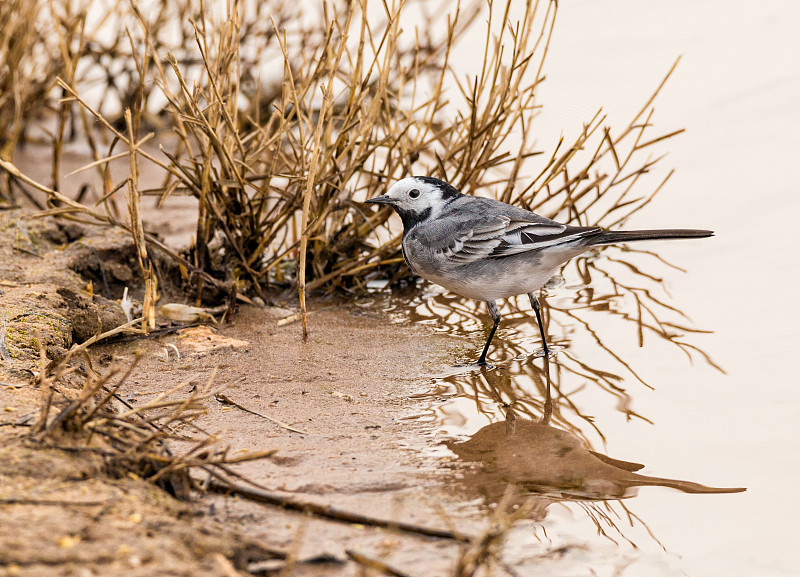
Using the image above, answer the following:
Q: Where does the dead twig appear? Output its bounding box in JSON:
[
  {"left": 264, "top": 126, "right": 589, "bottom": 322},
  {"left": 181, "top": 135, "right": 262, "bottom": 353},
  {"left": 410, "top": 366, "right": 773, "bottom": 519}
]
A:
[
  {"left": 214, "top": 393, "right": 308, "bottom": 435},
  {"left": 346, "top": 549, "right": 412, "bottom": 577},
  {"left": 205, "top": 475, "right": 471, "bottom": 543}
]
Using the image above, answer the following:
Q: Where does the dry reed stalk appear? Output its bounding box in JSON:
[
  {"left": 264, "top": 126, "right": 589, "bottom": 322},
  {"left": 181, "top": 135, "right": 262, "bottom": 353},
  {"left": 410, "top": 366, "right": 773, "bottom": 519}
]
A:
[
  {"left": 453, "top": 487, "right": 541, "bottom": 577},
  {"left": 4, "top": 0, "right": 558, "bottom": 294},
  {"left": 293, "top": 35, "right": 339, "bottom": 339},
  {"left": 125, "top": 109, "right": 157, "bottom": 330}
]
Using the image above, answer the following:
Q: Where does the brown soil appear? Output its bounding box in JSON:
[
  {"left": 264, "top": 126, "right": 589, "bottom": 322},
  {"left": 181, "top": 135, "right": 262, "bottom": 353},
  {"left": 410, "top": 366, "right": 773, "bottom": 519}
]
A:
[{"left": 0, "top": 211, "right": 489, "bottom": 576}]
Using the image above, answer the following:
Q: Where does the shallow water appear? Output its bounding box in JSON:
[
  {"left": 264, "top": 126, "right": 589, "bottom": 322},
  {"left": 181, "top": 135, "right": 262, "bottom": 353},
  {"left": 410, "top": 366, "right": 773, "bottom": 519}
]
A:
[
  {"left": 541, "top": 4, "right": 800, "bottom": 577},
  {"left": 361, "top": 281, "right": 752, "bottom": 574},
  {"left": 388, "top": 1, "right": 800, "bottom": 575}
]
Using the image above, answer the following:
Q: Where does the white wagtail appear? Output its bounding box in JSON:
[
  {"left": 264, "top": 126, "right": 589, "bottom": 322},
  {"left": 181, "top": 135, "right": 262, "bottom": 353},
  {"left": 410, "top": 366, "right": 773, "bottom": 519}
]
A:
[{"left": 366, "top": 176, "right": 713, "bottom": 366}]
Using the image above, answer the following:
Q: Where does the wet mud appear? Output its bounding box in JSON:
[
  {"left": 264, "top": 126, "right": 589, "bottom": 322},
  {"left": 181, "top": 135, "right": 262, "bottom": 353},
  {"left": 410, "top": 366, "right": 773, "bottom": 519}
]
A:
[{"left": 0, "top": 212, "right": 132, "bottom": 383}]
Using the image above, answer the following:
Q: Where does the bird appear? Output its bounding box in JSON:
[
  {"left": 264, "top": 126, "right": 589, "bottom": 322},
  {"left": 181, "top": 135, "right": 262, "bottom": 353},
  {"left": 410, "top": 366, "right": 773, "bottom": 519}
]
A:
[{"left": 366, "top": 176, "right": 713, "bottom": 367}]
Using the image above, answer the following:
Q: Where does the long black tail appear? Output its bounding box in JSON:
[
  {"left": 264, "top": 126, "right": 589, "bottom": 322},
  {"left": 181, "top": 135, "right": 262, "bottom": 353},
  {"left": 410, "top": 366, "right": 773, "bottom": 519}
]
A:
[{"left": 590, "top": 228, "right": 714, "bottom": 246}]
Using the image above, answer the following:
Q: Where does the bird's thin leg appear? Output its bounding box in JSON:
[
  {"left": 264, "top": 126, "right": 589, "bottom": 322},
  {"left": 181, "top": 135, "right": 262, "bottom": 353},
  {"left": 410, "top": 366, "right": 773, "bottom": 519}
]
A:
[
  {"left": 477, "top": 300, "right": 501, "bottom": 366},
  {"left": 528, "top": 292, "right": 553, "bottom": 425}
]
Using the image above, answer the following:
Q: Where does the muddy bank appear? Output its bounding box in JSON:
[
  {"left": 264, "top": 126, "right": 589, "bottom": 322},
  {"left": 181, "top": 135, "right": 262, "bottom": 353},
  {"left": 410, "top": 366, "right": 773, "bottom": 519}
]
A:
[
  {"left": 91, "top": 304, "right": 481, "bottom": 576},
  {"left": 0, "top": 439, "right": 284, "bottom": 576},
  {"left": 0, "top": 211, "right": 149, "bottom": 384},
  {"left": 0, "top": 302, "right": 485, "bottom": 575},
  {"left": 0, "top": 210, "right": 483, "bottom": 575},
  {"left": 0, "top": 298, "right": 473, "bottom": 576}
]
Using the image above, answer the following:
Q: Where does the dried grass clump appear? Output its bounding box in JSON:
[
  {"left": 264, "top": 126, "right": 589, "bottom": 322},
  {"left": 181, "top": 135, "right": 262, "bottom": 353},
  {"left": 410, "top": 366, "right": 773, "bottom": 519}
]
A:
[
  {"left": 0, "top": 0, "right": 674, "bottom": 293},
  {"left": 0, "top": 0, "right": 713, "bottom": 375},
  {"left": 29, "top": 352, "right": 273, "bottom": 499}
]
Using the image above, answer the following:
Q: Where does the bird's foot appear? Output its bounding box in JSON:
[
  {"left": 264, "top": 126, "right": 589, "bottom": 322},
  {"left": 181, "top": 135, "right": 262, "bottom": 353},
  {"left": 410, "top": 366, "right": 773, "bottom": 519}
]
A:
[
  {"left": 453, "top": 359, "right": 496, "bottom": 370},
  {"left": 531, "top": 346, "right": 559, "bottom": 359}
]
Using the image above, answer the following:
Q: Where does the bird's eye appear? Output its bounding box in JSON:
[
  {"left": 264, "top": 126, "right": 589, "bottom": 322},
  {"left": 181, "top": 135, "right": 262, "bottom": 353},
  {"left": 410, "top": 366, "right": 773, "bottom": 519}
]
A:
[{"left": 409, "top": 188, "right": 420, "bottom": 199}]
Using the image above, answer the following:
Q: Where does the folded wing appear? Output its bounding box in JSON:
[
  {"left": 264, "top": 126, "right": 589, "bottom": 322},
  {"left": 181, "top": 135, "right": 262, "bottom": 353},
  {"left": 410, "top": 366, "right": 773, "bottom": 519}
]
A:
[{"left": 433, "top": 216, "right": 598, "bottom": 265}]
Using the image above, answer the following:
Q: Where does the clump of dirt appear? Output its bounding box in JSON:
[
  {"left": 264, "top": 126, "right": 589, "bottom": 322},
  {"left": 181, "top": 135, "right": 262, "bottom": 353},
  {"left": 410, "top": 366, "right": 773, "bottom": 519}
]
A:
[
  {"left": 0, "top": 438, "right": 284, "bottom": 576},
  {"left": 0, "top": 211, "right": 179, "bottom": 384}
]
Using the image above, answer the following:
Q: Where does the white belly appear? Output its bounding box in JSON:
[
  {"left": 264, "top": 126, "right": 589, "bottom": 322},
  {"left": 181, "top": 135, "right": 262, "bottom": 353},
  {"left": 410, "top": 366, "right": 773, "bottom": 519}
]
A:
[
  {"left": 405, "top": 235, "right": 587, "bottom": 302},
  {"left": 421, "top": 263, "right": 560, "bottom": 302}
]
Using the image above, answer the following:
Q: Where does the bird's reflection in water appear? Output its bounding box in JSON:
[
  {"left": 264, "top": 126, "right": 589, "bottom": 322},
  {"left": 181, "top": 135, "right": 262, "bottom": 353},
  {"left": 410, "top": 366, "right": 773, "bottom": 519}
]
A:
[
  {"left": 449, "top": 412, "right": 745, "bottom": 507},
  {"left": 423, "top": 364, "right": 745, "bottom": 535},
  {"left": 424, "top": 357, "right": 615, "bottom": 444}
]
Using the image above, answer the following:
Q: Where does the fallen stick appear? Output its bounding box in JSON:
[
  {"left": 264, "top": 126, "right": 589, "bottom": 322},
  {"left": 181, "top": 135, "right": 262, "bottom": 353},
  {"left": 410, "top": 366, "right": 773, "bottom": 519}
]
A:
[
  {"left": 346, "top": 549, "right": 413, "bottom": 577},
  {"left": 205, "top": 476, "right": 471, "bottom": 543}
]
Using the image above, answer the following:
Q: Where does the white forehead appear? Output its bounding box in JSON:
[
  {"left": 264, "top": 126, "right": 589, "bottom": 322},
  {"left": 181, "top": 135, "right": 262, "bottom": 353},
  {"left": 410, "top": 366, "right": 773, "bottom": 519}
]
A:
[{"left": 387, "top": 177, "right": 440, "bottom": 199}]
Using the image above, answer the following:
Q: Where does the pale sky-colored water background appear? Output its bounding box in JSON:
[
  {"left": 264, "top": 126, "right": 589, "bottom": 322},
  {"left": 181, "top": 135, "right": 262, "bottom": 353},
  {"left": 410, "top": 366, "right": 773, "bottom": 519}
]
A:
[{"left": 436, "top": 1, "right": 800, "bottom": 575}]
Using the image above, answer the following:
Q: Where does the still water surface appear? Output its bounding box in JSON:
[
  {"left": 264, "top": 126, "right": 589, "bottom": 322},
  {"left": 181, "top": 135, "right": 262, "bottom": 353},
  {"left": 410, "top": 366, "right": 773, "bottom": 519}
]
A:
[{"left": 378, "top": 1, "right": 800, "bottom": 575}]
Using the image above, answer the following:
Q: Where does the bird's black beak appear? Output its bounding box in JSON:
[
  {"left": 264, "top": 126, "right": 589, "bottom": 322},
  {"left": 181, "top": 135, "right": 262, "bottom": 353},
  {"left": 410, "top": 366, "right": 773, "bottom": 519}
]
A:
[{"left": 365, "top": 194, "right": 393, "bottom": 205}]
